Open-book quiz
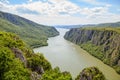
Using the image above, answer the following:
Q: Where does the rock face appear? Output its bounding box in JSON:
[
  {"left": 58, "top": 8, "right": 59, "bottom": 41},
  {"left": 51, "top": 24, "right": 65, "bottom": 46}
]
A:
[
  {"left": 75, "top": 67, "right": 106, "bottom": 80},
  {"left": 64, "top": 28, "right": 120, "bottom": 73},
  {"left": 31, "top": 72, "right": 41, "bottom": 80},
  {"left": 11, "top": 48, "right": 27, "bottom": 67}
]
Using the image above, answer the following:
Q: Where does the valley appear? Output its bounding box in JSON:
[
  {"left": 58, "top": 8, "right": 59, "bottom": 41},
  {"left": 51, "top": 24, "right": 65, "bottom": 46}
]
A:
[{"left": 34, "top": 28, "right": 120, "bottom": 80}]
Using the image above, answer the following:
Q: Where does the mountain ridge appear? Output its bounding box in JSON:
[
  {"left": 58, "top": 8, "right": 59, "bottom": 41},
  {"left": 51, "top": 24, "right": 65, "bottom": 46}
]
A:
[
  {"left": 55, "top": 21, "right": 120, "bottom": 29},
  {"left": 0, "top": 11, "right": 59, "bottom": 48}
]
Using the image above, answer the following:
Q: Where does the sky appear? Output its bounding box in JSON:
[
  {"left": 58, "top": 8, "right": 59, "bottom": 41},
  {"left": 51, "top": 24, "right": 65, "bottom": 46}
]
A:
[{"left": 0, "top": 0, "right": 120, "bottom": 25}]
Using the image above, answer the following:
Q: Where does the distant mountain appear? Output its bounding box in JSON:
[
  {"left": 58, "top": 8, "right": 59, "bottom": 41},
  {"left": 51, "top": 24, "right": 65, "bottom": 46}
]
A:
[
  {"left": 55, "top": 22, "right": 120, "bottom": 29},
  {"left": 54, "top": 25, "right": 83, "bottom": 29},
  {"left": 0, "top": 11, "right": 59, "bottom": 48},
  {"left": 95, "top": 22, "right": 120, "bottom": 27}
]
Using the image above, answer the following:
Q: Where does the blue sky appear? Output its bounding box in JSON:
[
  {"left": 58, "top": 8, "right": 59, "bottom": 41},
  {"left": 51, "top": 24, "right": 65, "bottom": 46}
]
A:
[{"left": 0, "top": 0, "right": 120, "bottom": 25}]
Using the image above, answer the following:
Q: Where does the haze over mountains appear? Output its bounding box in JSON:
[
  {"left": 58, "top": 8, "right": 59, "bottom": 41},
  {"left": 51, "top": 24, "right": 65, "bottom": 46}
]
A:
[{"left": 55, "top": 21, "right": 120, "bottom": 29}]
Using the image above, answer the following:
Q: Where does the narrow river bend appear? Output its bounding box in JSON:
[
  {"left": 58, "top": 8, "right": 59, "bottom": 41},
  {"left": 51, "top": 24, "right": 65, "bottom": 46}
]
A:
[{"left": 34, "top": 28, "right": 120, "bottom": 80}]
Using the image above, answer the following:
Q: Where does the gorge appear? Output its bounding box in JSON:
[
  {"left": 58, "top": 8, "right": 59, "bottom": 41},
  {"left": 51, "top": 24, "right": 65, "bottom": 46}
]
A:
[{"left": 34, "top": 28, "right": 120, "bottom": 80}]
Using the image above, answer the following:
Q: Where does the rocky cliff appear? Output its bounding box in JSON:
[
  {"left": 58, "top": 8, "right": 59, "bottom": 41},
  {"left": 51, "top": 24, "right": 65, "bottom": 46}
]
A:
[
  {"left": 64, "top": 27, "right": 120, "bottom": 74},
  {"left": 75, "top": 67, "right": 106, "bottom": 80}
]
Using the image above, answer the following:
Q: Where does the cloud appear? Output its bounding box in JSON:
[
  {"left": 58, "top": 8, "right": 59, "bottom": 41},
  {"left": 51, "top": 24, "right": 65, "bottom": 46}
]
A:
[
  {"left": 80, "top": 0, "right": 111, "bottom": 6},
  {"left": 0, "top": 0, "right": 9, "bottom": 4},
  {"left": 82, "top": 0, "right": 99, "bottom": 5},
  {"left": 16, "top": 7, "right": 40, "bottom": 15},
  {"left": 0, "top": 0, "right": 120, "bottom": 25},
  {"left": 80, "top": 6, "right": 109, "bottom": 17},
  {"left": 6, "top": 0, "right": 80, "bottom": 16}
]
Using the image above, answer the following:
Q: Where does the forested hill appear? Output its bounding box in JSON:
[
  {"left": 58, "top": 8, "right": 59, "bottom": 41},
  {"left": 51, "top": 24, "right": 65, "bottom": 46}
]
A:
[
  {"left": 83, "top": 21, "right": 120, "bottom": 27},
  {"left": 64, "top": 27, "right": 120, "bottom": 74},
  {"left": 95, "top": 22, "right": 120, "bottom": 27},
  {"left": 0, "top": 11, "right": 59, "bottom": 48}
]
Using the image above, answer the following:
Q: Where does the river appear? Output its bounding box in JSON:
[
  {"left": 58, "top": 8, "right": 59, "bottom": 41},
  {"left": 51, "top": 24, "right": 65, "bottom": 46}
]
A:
[{"left": 34, "top": 28, "right": 120, "bottom": 80}]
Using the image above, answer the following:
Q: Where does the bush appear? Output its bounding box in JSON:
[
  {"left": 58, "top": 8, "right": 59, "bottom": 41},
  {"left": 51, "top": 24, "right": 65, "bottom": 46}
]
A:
[
  {"left": 114, "top": 66, "right": 120, "bottom": 74},
  {"left": 75, "top": 67, "right": 106, "bottom": 80},
  {"left": 41, "top": 67, "right": 72, "bottom": 80},
  {"left": 0, "top": 47, "right": 30, "bottom": 80},
  {"left": 27, "top": 53, "right": 52, "bottom": 72}
]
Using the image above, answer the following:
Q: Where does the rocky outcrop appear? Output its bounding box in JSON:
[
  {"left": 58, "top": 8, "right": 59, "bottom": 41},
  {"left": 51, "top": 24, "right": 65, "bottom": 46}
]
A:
[
  {"left": 64, "top": 28, "right": 120, "bottom": 73},
  {"left": 11, "top": 48, "right": 27, "bottom": 67},
  {"left": 31, "top": 72, "right": 41, "bottom": 80},
  {"left": 75, "top": 67, "right": 106, "bottom": 80}
]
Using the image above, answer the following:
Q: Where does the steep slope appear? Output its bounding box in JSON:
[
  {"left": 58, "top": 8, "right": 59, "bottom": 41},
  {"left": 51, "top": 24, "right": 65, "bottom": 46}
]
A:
[
  {"left": 0, "top": 11, "right": 59, "bottom": 48},
  {"left": 0, "top": 31, "right": 72, "bottom": 80},
  {"left": 64, "top": 27, "right": 120, "bottom": 74}
]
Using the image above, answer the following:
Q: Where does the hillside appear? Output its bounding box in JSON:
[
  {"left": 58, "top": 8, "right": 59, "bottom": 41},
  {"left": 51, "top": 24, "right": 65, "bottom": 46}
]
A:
[
  {"left": 95, "top": 22, "right": 120, "bottom": 27},
  {"left": 0, "top": 11, "right": 59, "bottom": 48},
  {"left": 64, "top": 27, "right": 120, "bottom": 74},
  {"left": 55, "top": 21, "right": 120, "bottom": 29},
  {"left": 0, "top": 31, "right": 72, "bottom": 80},
  {"left": 83, "top": 22, "right": 120, "bottom": 27}
]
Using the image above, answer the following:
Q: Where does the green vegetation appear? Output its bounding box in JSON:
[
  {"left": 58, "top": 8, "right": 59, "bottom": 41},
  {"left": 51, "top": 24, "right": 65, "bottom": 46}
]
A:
[
  {"left": 0, "top": 31, "right": 50, "bottom": 79},
  {"left": 75, "top": 67, "right": 106, "bottom": 80},
  {"left": 0, "top": 32, "right": 30, "bottom": 80},
  {"left": 80, "top": 27, "right": 120, "bottom": 34},
  {"left": 64, "top": 27, "right": 120, "bottom": 74},
  {"left": 80, "top": 39, "right": 120, "bottom": 74},
  {"left": 94, "top": 21, "right": 120, "bottom": 27},
  {"left": 41, "top": 67, "right": 72, "bottom": 80},
  {"left": 0, "top": 11, "right": 59, "bottom": 48},
  {"left": 0, "top": 47, "right": 30, "bottom": 80},
  {"left": 80, "top": 42, "right": 104, "bottom": 60},
  {"left": 0, "top": 31, "right": 73, "bottom": 80},
  {"left": 27, "top": 53, "right": 52, "bottom": 72}
]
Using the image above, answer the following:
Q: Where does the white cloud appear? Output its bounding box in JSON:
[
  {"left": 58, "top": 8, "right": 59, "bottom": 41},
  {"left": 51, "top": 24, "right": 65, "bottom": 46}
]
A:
[
  {"left": 80, "top": 0, "right": 112, "bottom": 6},
  {"left": 0, "top": 0, "right": 9, "bottom": 4},
  {"left": 0, "top": 0, "right": 120, "bottom": 25},
  {"left": 81, "top": 0, "right": 99, "bottom": 5},
  {"left": 4, "top": 0, "right": 80, "bottom": 16},
  {"left": 80, "top": 6, "right": 109, "bottom": 17}
]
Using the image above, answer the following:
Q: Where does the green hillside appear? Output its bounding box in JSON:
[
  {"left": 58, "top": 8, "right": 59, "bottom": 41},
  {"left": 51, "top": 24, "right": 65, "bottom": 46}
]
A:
[
  {"left": 95, "top": 22, "right": 120, "bottom": 27},
  {"left": 0, "top": 31, "right": 72, "bottom": 80},
  {"left": 0, "top": 11, "right": 59, "bottom": 48}
]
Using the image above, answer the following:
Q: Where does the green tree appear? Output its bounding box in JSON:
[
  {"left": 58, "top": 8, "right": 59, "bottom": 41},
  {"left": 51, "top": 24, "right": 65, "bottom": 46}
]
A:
[{"left": 41, "top": 67, "right": 72, "bottom": 80}]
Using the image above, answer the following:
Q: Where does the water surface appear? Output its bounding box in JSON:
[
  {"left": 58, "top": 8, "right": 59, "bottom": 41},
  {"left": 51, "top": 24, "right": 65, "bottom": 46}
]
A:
[{"left": 34, "top": 28, "right": 120, "bottom": 80}]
